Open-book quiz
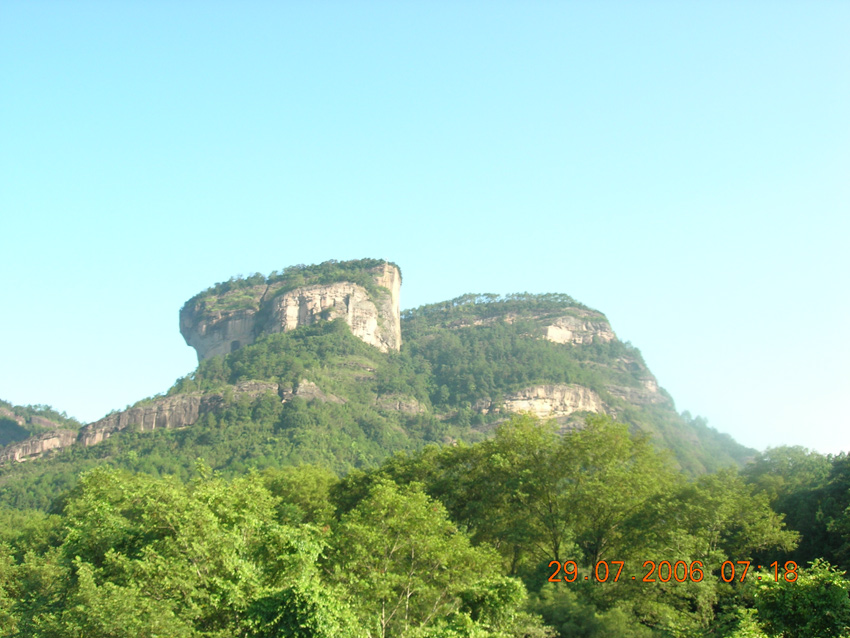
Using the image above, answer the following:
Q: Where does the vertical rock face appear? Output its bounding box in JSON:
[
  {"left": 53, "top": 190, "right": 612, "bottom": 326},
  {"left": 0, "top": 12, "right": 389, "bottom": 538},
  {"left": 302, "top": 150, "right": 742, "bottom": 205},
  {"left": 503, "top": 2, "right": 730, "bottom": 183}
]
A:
[
  {"left": 180, "top": 261, "right": 402, "bottom": 362},
  {"left": 500, "top": 384, "right": 605, "bottom": 420},
  {"left": 0, "top": 429, "right": 78, "bottom": 464},
  {"left": 181, "top": 309, "right": 258, "bottom": 362},
  {"left": 544, "top": 311, "right": 616, "bottom": 345},
  {"left": 0, "top": 382, "right": 284, "bottom": 465},
  {"left": 77, "top": 394, "right": 210, "bottom": 447}
]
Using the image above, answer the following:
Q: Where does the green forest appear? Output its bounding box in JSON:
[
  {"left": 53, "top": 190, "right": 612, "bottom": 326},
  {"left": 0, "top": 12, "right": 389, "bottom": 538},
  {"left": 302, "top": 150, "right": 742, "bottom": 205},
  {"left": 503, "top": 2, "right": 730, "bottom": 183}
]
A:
[
  {"left": 2, "top": 415, "right": 850, "bottom": 637},
  {"left": 1, "top": 275, "right": 848, "bottom": 636}
]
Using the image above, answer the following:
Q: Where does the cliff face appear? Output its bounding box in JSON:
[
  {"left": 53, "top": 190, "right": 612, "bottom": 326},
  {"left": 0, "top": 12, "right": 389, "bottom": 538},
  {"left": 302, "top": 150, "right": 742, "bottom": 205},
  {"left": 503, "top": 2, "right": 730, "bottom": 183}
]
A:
[
  {"left": 0, "top": 407, "right": 25, "bottom": 426},
  {"left": 0, "top": 429, "right": 78, "bottom": 464},
  {"left": 79, "top": 381, "right": 283, "bottom": 447},
  {"left": 501, "top": 384, "right": 605, "bottom": 420},
  {"left": 78, "top": 394, "right": 212, "bottom": 447},
  {"left": 0, "top": 372, "right": 423, "bottom": 464},
  {"left": 543, "top": 310, "right": 616, "bottom": 345},
  {"left": 0, "top": 381, "right": 283, "bottom": 464},
  {"left": 180, "top": 262, "right": 401, "bottom": 361}
]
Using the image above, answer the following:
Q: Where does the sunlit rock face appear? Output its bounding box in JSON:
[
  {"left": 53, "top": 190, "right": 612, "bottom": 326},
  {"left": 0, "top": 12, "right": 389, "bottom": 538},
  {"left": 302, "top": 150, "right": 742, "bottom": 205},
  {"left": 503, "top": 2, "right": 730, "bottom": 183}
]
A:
[
  {"left": 502, "top": 384, "right": 605, "bottom": 420},
  {"left": 543, "top": 311, "right": 616, "bottom": 345},
  {"left": 0, "top": 429, "right": 78, "bottom": 464},
  {"left": 180, "top": 262, "right": 402, "bottom": 361},
  {"left": 78, "top": 381, "right": 280, "bottom": 448}
]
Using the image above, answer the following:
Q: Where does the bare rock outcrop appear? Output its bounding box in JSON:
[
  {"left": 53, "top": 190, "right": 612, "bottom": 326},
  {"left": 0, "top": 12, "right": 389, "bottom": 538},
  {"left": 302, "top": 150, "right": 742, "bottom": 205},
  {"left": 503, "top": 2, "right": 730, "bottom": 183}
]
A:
[
  {"left": 181, "top": 262, "right": 401, "bottom": 361},
  {"left": 483, "top": 384, "right": 605, "bottom": 421},
  {"left": 280, "top": 380, "right": 345, "bottom": 404},
  {"left": 0, "top": 381, "right": 285, "bottom": 464},
  {"left": 0, "top": 429, "right": 78, "bottom": 464},
  {"left": 543, "top": 310, "right": 616, "bottom": 345},
  {"left": 182, "top": 308, "right": 258, "bottom": 363},
  {"left": 78, "top": 394, "right": 213, "bottom": 447},
  {"left": 78, "top": 380, "right": 282, "bottom": 448}
]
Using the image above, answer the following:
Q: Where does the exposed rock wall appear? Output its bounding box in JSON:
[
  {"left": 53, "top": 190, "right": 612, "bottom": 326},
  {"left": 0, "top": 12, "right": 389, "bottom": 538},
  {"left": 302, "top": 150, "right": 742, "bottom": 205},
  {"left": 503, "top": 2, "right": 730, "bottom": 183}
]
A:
[
  {"left": 544, "top": 310, "right": 616, "bottom": 345},
  {"left": 375, "top": 395, "right": 424, "bottom": 414},
  {"left": 181, "top": 262, "right": 402, "bottom": 361},
  {"left": 264, "top": 280, "right": 398, "bottom": 352},
  {"left": 182, "top": 309, "right": 258, "bottom": 363},
  {"left": 78, "top": 394, "right": 212, "bottom": 447},
  {"left": 605, "top": 376, "right": 669, "bottom": 406},
  {"left": 504, "top": 384, "right": 605, "bottom": 419},
  {"left": 0, "top": 378, "right": 356, "bottom": 464},
  {"left": 0, "top": 429, "right": 78, "bottom": 464},
  {"left": 474, "top": 384, "right": 605, "bottom": 422},
  {"left": 79, "top": 381, "right": 282, "bottom": 447}
]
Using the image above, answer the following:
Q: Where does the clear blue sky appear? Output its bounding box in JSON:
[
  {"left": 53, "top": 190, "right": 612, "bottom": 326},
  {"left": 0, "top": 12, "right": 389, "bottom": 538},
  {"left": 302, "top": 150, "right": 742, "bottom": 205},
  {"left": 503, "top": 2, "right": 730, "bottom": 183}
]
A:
[{"left": 2, "top": 2, "right": 848, "bottom": 455}]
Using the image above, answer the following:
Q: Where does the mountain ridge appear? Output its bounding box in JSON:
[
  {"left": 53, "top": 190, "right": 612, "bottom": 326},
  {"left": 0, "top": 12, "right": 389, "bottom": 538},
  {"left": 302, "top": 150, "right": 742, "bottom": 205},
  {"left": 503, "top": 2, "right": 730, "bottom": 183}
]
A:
[{"left": 0, "top": 259, "right": 754, "bottom": 509}]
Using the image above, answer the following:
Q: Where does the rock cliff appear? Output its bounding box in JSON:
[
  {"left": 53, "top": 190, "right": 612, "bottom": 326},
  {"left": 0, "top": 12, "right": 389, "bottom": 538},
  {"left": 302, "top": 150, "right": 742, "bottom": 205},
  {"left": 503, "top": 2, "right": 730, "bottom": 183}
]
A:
[
  {"left": 78, "top": 394, "right": 213, "bottom": 447},
  {"left": 543, "top": 310, "right": 616, "bottom": 345},
  {"left": 0, "top": 429, "right": 78, "bottom": 464},
  {"left": 78, "top": 381, "right": 283, "bottom": 447},
  {"left": 180, "top": 261, "right": 401, "bottom": 361},
  {"left": 473, "top": 384, "right": 605, "bottom": 426},
  {"left": 501, "top": 384, "right": 605, "bottom": 419}
]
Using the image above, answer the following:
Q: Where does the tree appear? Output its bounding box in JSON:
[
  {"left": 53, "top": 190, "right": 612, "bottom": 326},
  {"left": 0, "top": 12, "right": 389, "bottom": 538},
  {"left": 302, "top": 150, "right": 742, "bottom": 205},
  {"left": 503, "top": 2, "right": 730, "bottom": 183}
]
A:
[
  {"left": 755, "top": 559, "right": 850, "bottom": 637},
  {"left": 328, "top": 479, "right": 544, "bottom": 638},
  {"left": 10, "top": 466, "right": 360, "bottom": 637}
]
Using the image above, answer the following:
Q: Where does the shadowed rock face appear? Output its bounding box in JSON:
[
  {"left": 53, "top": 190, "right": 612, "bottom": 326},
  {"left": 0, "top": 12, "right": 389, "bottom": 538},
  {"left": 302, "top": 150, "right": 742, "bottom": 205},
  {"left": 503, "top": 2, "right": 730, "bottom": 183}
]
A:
[{"left": 180, "top": 262, "right": 402, "bottom": 361}]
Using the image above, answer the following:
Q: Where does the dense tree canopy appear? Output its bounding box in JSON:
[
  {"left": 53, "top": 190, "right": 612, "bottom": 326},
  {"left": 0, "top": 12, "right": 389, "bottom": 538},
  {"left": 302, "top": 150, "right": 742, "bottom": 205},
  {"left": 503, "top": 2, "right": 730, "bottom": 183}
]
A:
[
  {"left": 1, "top": 290, "right": 847, "bottom": 636},
  {"left": 1, "top": 413, "right": 848, "bottom": 637}
]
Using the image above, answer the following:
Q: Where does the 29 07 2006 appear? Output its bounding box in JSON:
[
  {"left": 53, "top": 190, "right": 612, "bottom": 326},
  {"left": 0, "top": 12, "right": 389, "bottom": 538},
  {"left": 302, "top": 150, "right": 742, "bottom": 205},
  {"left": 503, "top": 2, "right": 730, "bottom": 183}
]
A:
[{"left": 548, "top": 560, "right": 799, "bottom": 583}]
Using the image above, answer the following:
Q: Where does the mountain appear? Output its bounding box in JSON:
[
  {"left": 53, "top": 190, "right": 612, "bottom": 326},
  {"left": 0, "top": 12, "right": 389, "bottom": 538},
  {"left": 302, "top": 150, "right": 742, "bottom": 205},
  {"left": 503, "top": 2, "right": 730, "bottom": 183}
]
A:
[{"left": 0, "top": 258, "right": 753, "bottom": 509}]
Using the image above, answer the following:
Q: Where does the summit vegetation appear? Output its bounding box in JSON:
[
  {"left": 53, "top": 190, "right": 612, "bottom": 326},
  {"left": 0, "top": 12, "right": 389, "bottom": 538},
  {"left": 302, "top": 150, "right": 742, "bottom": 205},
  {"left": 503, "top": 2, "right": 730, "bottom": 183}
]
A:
[{"left": 182, "top": 258, "right": 399, "bottom": 315}]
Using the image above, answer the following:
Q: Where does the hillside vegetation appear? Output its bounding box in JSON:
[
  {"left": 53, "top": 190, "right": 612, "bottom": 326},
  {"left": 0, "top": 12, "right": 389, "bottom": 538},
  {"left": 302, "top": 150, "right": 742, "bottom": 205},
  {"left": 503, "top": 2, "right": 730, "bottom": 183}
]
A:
[
  {"left": 1, "top": 290, "right": 752, "bottom": 510},
  {"left": 2, "top": 415, "right": 850, "bottom": 637},
  {"left": 1, "top": 262, "right": 849, "bottom": 636}
]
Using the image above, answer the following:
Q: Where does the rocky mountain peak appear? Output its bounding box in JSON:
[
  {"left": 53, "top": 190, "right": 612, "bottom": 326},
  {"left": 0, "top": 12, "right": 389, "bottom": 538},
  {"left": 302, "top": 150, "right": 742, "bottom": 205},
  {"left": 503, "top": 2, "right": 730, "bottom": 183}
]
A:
[{"left": 180, "top": 259, "right": 402, "bottom": 361}]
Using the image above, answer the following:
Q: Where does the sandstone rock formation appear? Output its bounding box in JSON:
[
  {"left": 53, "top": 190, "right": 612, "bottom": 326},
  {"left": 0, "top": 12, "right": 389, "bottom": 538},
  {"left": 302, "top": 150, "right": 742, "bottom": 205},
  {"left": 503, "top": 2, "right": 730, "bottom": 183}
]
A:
[
  {"left": 0, "top": 429, "right": 78, "bottom": 464},
  {"left": 78, "top": 381, "right": 283, "bottom": 447},
  {"left": 439, "top": 306, "right": 615, "bottom": 348},
  {"left": 0, "top": 381, "right": 283, "bottom": 464},
  {"left": 375, "top": 395, "right": 424, "bottom": 414},
  {"left": 78, "top": 394, "right": 213, "bottom": 447},
  {"left": 500, "top": 384, "right": 605, "bottom": 420},
  {"left": 180, "top": 262, "right": 401, "bottom": 361},
  {"left": 543, "top": 310, "right": 616, "bottom": 345}
]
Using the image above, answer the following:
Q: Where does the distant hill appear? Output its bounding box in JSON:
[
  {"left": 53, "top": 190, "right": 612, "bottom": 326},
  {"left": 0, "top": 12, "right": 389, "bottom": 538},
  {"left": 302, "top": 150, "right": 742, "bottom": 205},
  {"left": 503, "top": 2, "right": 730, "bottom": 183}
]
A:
[{"left": 0, "top": 259, "right": 754, "bottom": 509}]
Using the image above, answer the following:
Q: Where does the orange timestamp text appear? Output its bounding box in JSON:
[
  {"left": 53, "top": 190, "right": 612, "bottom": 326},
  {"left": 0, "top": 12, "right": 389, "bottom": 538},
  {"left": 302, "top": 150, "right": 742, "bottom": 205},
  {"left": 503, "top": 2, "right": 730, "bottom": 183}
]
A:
[{"left": 548, "top": 560, "right": 799, "bottom": 583}]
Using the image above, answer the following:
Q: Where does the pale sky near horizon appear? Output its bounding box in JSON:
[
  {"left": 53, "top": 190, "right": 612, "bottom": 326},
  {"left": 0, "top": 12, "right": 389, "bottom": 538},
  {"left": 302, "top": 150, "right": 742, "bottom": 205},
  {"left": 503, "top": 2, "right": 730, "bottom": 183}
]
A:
[{"left": 1, "top": 2, "right": 848, "bottom": 455}]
